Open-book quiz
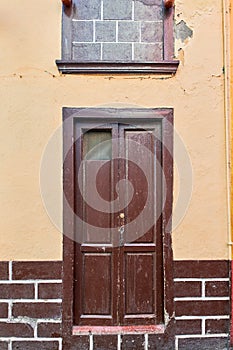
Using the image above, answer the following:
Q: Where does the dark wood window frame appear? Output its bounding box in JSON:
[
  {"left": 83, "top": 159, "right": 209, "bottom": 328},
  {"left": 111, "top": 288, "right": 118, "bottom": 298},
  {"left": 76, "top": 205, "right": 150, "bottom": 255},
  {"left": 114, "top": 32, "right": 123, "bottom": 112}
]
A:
[
  {"left": 56, "top": 4, "right": 179, "bottom": 74},
  {"left": 62, "top": 108, "right": 174, "bottom": 347}
]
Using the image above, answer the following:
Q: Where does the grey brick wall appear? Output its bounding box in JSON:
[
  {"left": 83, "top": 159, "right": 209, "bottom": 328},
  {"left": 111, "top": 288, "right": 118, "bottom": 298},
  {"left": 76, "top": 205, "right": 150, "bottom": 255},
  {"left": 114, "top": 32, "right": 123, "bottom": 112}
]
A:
[{"left": 69, "top": 0, "right": 164, "bottom": 62}]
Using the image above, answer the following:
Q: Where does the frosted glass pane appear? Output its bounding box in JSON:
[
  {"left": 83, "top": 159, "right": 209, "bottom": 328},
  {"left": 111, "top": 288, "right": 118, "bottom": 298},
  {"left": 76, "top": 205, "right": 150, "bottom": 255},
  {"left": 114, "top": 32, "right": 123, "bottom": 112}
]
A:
[{"left": 83, "top": 130, "right": 112, "bottom": 160}]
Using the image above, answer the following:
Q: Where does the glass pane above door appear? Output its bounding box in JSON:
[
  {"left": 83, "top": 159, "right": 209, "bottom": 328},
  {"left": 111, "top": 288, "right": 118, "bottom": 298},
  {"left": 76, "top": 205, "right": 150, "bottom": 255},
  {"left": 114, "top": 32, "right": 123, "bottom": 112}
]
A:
[{"left": 83, "top": 130, "right": 112, "bottom": 160}]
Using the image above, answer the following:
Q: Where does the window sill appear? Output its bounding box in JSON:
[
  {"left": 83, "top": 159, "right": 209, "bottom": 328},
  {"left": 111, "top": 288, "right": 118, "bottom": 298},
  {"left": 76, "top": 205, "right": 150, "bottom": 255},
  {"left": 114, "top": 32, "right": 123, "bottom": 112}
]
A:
[
  {"left": 56, "top": 60, "right": 179, "bottom": 75},
  {"left": 72, "top": 324, "right": 165, "bottom": 335}
]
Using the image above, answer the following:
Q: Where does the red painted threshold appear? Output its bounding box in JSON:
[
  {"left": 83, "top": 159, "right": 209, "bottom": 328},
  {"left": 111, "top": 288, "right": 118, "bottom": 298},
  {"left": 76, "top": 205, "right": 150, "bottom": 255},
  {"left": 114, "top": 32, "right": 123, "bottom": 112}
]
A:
[{"left": 73, "top": 324, "right": 165, "bottom": 335}]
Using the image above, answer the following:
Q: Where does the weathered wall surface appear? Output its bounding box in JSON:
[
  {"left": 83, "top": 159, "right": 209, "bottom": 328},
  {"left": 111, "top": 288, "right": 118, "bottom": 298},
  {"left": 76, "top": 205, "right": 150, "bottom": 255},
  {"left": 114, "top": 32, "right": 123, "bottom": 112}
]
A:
[{"left": 0, "top": 0, "right": 228, "bottom": 260}]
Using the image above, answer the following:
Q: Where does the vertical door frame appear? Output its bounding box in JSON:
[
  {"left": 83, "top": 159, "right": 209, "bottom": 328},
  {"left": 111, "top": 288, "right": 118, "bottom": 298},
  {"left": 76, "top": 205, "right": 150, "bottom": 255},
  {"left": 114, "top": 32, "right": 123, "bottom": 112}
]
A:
[{"left": 62, "top": 108, "right": 174, "bottom": 346}]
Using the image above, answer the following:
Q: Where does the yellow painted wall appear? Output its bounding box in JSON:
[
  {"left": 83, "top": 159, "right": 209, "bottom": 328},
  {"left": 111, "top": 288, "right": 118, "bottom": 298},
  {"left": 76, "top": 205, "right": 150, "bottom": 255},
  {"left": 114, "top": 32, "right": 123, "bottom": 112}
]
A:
[{"left": 0, "top": 0, "right": 228, "bottom": 260}]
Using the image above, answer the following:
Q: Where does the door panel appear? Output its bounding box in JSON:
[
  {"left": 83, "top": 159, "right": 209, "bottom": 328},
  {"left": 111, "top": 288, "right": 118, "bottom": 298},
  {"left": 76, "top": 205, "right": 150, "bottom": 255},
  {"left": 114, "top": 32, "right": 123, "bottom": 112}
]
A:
[
  {"left": 125, "top": 130, "right": 155, "bottom": 244},
  {"left": 83, "top": 161, "right": 112, "bottom": 243},
  {"left": 125, "top": 253, "right": 154, "bottom": 315},
  {"left": 82, "top": 253, "right": 112, "bottom": 316}
]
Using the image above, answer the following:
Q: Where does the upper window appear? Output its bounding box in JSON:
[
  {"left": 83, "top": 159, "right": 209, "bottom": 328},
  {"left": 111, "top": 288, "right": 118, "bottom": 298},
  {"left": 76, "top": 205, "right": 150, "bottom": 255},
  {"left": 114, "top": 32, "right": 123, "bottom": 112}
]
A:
[{"left": 56, "top": 0, "right": 179, "bottom": 74}]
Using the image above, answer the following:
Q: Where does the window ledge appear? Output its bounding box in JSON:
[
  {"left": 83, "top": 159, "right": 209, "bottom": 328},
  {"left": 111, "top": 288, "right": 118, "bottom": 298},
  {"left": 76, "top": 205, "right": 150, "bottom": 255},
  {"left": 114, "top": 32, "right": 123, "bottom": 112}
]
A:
[
  {"left": 56, "top": 60, "right": 179, "bottom": 75},
  {"left": 72, "top": 324, "right": 165, "bottom": 335}
]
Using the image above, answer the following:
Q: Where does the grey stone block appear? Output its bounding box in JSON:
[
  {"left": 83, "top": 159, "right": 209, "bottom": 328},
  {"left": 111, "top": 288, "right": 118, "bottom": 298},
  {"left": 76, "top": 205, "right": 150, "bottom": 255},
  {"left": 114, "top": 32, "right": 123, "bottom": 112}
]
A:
[
  {"left": 102, "top": 43, "right": 132, "bottom": 61},
  {"left": 95, "top": 21, "right": 116, "bottom": 42},
  {"left": 175, "top": 20, "right": 193, "bottom": 42},
  {"left": 103, "top": 0, "right": 132, "bottom": 20},
  {"left": 72, "top": 43, "right": 101, "bottom": 61},
  {"left": 141, "top": 21, "right": 163, "bottom": 43},
  {"left": 134, "top": 43, "right": 163, "bottom": 61},
  {"left": 73, "top": 0, "right": 101, "bottom": 20},
  {"left": 134, "top": 0, "right": 163, "bottom": 21},
  {"left": 118, "top": 21, "right": 140, "bottom": 42},
  {"left": 72, "top": 21, "right": 94, "bottom": 42}
]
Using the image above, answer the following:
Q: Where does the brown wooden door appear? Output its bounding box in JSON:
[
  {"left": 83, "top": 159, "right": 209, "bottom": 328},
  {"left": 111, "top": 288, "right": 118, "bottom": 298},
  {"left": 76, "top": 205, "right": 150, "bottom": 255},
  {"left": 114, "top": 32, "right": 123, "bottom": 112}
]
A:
[{"left": 73, "top": 121, "right": 163, "bottom": 327}]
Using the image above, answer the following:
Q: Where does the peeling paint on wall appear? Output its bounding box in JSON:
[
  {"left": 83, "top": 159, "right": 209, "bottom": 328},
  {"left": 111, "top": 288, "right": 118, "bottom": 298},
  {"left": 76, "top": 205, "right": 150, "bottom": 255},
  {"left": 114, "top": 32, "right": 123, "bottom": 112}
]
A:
[{"left": 175, "top": 20, "right": 193, "bottom": 42}]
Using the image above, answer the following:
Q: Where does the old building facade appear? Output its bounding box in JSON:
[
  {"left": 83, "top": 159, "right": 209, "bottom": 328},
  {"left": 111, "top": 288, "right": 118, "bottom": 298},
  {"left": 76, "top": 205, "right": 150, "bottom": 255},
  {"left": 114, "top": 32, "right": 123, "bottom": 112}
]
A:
[{"left": 0, "top": 0, "right": 232, "bottom": 349}]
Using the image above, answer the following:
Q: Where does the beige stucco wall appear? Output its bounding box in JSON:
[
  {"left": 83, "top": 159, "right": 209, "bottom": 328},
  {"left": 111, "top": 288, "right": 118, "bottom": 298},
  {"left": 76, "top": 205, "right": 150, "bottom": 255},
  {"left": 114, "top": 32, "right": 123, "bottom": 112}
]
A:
[{"left": 0, "top": 0, "right": 228, "bottom": 260}]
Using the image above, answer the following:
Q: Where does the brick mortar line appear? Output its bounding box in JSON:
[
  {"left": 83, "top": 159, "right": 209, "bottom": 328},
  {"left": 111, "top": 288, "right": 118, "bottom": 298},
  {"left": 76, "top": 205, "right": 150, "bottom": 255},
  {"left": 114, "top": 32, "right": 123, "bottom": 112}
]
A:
[
  {"left": 34, "top": 321, "right": 38, "bottom": 338},
  {"left": 175, "top": 334, "right": 228, "bottom": 339},
  {"left": 101, "top": 0, "right": 103, "bottom": 21},
  {"left": 116, "top": 21, "right": 118, "bottom": 43},
  {"left": 58, "top": 338, "right": 62, "bottom": 350},
  {"left": 202, "top": 318, "right": 205, "bottom": 335},
  {"left": 93, "top": 21, "right": 96, "bottom": 43},
  {"left": 174, "top": 278, "right": 229, "bottom": 282},
  {"left": 139, "top": 21, "right": 142, "bottom": 43},
  {"left": 71, "top": 19, "right": 163, "bottom": 23},
  {"left": 8, "top": 301, "right": 12, "bottom": 319},
  {"left": 0, "top": 280, "right": 62, "bottom": 284},
  {"left": 72, "top": 41, "right": 163, "bottom": 44},
  {"left": 202, "top": 280, "right": 205, "bottom": 298},
  {"left": 175, "top": 336, "right": 179, "bottom": 350},
  {"left": 0, "top": 299, "right": 62, "bottom": 303},
  {"left": 174, "top": 297, "right": 229, "bottom": 301},
  {"left": 34, "top": 282, "right": 38, "bottom": 300},
  {"left": 175, "top": 316, "right": 230, "bottom": 320},
  {"left": 132, "top": 0, "right": 135, "bottom": 21},
  {"left": 117, "top": 334, "right": 121, "bottom": 350},
  {"left": 0, "top": 319, "right": 62, "bottom": 323},
  {"left": 0, "top": 337, "right": 62, "bottom": 341},
  {"left": 144, "top": 334, "right": 148, "bottom": 350},
  {"left": 90, "top": 334, "right": 93, "bottom": 350},
  {"left": 36, "top": 320, "right": 62, "bottom": 324},
  {"left": 100, "top": 43, "right": 103, "bottom": 60},
  {"left": 9, "top": 262, "right": 12, "bottom": 282}
]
